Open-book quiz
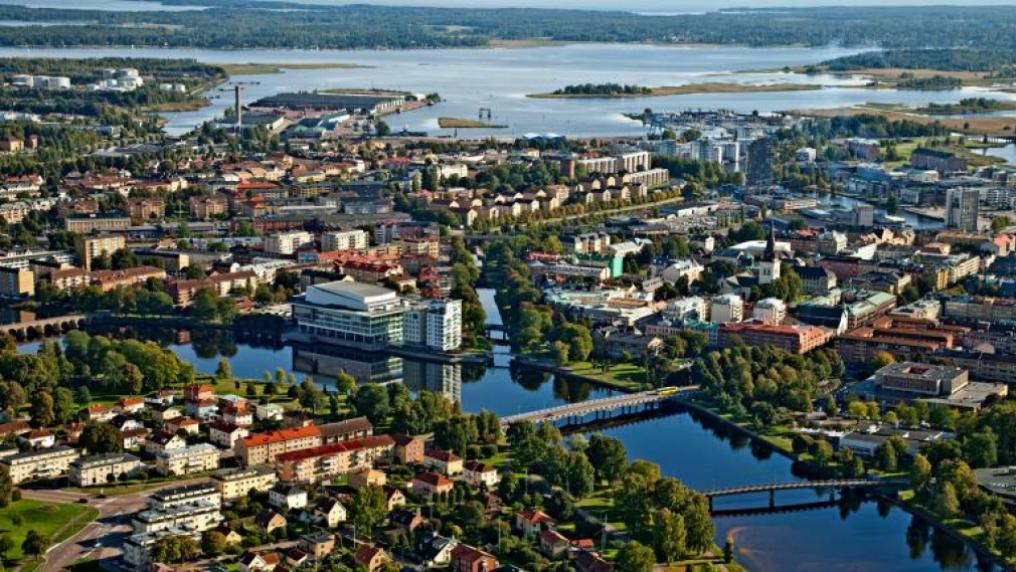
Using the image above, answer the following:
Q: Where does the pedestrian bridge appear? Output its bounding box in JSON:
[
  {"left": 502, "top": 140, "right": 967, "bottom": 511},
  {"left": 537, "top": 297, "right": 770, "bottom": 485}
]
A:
[
  {"left": 499, "top": 386, "right": 699, "bottom": 427},
  {"left": 701, "top": 478, "right": 905, "bottom": 511}
]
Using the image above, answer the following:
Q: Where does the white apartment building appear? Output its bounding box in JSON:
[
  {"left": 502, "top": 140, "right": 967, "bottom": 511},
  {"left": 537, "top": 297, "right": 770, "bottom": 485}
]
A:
[
  {"left": 155, "top": 443, "right": 220, "bottom": 476},
  {"left": 752, "top": 297, "right": 787, "bottom": 326},
  {"left": 322, "top": 229, "right": 369, "bottom": 252},
  {"left": 1, "top": 446, "right": 79, "bottom": 484},
  {"left": 265, "top": 231, "right": 315, "bottom": 255},
  {"left": 69, "top": 453, "right": 141, "bottom": 487},
  {"left": 212, "top": 466, "right": 278, "bottom": 500},
  {"left": 710, "top": 294, "right": 744, "bottom": 324},
  {"left": 425, "top": 299, "right": 463, "bottom": 352}
]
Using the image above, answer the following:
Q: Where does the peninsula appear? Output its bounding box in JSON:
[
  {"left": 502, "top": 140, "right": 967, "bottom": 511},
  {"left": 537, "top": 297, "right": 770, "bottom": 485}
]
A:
[{"left": 528, "top": 82, "right": 822, "bottom": 99}]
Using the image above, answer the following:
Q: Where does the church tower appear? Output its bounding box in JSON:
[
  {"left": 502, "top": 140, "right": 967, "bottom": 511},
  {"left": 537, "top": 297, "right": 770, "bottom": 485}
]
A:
[{"left": 758, "top": 226, "right": 780, "bottom": 286}]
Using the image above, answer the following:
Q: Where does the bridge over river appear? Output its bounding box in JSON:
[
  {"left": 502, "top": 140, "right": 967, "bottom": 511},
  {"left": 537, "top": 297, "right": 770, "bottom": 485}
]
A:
[
  {"left": 702, "top": 478, "right": 907, "bottom": 511},
  {"left": 499, "top": 386, "right": 699, "bottom": 428}
]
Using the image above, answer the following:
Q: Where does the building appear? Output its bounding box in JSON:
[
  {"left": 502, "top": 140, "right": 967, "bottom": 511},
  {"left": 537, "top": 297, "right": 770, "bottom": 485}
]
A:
[
  {"left": 319, "top": 417, "right": 374, "bottom": 443},
  {"left": 945, "top": 188, "right": 979, "bottom": 232},
  {"left": 1, "top": 446, "right": 78, "bottom": 484},
  {"left": 463, "top": 461, "right": 500, "bottom": 489},
  {"left": 0, "top": 267, "right": 33, "bottom": 298},
  {"left": 65, "top": 214, "right": 130, "bottom": 234},
  {"left": 321, "top": 229, "right": 369, "bottom": 252},
  {"left": 752, "top": 297, "right": 786, "bottom": 325},
  {"left": 237, "top": 425, "right": 322, "bottom": 466},
  {"left": 212, "top": 466, "right": 278, "bottom": 500},
  {"left": 411, "top": 471, "right": 454, "bottom": 497},
  {"left": 393, "top": 434, "right": 425, "bottom": 464},
  {"left": 74, "top": 234, "right": 125, "bottom": 271},
  {"left": 126, "top": 197, "right": 165, "bottom": 223},
  {"left": 90, "top": 266, "right": 167, "bottom": 292},
  {"left": 266, "top": 231, "right": 315, "bottom": 255},
  {"left": 190, "top": 194, "right": 229, "bottom": 219},
  {"left": 69, "top": 453, "right": 140, "bottom": 486},
  {"left": 406, "top": 299, "right": 463, "bottom": 351},
  {"left": 275, "top": 435, "right": 394, "bottom": 483},
  {"left": 156, "top": 443, "right": 220, "bottom": 476},
  {"left": 720, "top": 321, "right": 831, "bottom": 354},
  {"left": 423, "top": 448, "right": 463, "bottom": 476},
  {"left": 354, "top": 544, "right": 390, "bottom": 572},
  {"left": 293, "top": 282, "right": 407, "bottom": 349},
  {"left": 450, "top": 544, "right": 499, "bottom": 572},
  {"left": 836, "top": 316, "right": 967, "bottom": 364},
  {"left": 269, "top": 485, "right": 308, "bottom": 510},
  {"left": 911, "top": 148, "right": 968, "bottom": 173},
  {"left": 710, "top": 294, "right": 744, "bottom": 324}
]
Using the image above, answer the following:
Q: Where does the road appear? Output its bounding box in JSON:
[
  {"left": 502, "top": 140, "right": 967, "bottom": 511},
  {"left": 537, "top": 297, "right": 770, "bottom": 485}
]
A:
[{"left": 22, "top": 479, "right": 203, "bottom": 572}]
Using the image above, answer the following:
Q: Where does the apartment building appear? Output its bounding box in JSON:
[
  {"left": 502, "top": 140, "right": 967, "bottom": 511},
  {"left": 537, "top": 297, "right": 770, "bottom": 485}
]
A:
[
  {"left": 1, "top": 446, "right": 79, "bottom": 484},
  {"left": 236, "top": 425, "right": 322, "bottom": 466},
  {"left": 90, "top": 266, "right": 167, "bottom": 292},
  {"left": 719, "top": 321, "right": 831, "bottom": 354},
  {"left": 69, "top": 453, "right": 141, "bottom": 486},
  {"left": 275, "top": 435, "right": 394, "bottom": 483},
  {"left": 126, "top": 197, "right": 165, "bottom": 223},
  {"left": 322, "top": 229, "right": 369, "bottom": 252},
  {"left": 74, "top": 234, "right": 126, "bottom": 271},
  {"left": 65, "top": 215, "right": 130, "bottom": 234},
  {"left": 155, "top": 443, "right": 220, "bottom": 476},
  {"left": 265, "top": 231, "right": 315, "bottom": 255},
  {"left": 212, "top": 466, "right": 278, "bottom": 500},
  {"left": 0, "top": 267, "right": 33, "bottom": 298},
  {"left": 189, "top": 194, "right": 229, "bottom": 219}
]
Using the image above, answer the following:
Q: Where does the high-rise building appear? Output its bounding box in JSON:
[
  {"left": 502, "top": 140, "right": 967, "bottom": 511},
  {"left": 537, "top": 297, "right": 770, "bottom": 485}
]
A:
[
  {"left": 945, "top": 188, "right": 979, "bottom": 232},
  {"left": 851, "top": 204, "right": 875, "bottom": 227},
  {"left": 745, "top": 137, "right": 775, "bottom": 193}
]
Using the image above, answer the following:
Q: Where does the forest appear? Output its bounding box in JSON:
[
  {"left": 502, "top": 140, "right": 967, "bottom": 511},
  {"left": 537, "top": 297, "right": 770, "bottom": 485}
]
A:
[{"left": 4, "top": 4, "right": 1016, "bottom": 50}]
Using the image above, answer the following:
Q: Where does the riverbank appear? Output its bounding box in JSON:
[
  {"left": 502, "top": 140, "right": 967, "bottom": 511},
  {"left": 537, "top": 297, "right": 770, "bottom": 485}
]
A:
[
  {"left": 890, "top": 495, "right": 1013, "bottom": 571},
  {"left": 784, "top": 104, "right": 1016, "bottom": 137},
  {"left": 514, "top": 355, "right": 648, "bottom": 392},
  {"left": 528, "top": 82, "right": 822, "bottom": 99}
]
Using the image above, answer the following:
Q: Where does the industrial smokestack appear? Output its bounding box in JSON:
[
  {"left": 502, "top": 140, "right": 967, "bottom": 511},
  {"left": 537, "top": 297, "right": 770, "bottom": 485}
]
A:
[{"left": 235, "top": 85, "right": 243, "bottom": 128}]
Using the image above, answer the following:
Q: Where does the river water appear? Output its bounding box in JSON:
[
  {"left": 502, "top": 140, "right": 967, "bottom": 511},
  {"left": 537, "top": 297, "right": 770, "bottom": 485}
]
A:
[
  {"left": 18, "top": 288, "right": 989, "bottom": 570},
  {"left": 0, "top": 43, "right": 1013, "bottom": 138}
]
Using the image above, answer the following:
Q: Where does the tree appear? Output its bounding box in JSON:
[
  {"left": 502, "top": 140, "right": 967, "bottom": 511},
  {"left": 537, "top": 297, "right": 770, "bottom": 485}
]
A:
[
  {"left": 0, "top": 535, "right": 13, "bottom": 559},
  {"left": 652, "top": 509, "right": 686, "bottom": 563},
  {"left": 723, "top": 533, "right": 734, "bottom": 563},
  {"left": 963, "top": 430, "right": 999, "bottom": 468},
  {"left": 354, "top": 384, "right": 391, "bottom": 425},
  {"left": 190, "top": 289, "right": 220, "bottom": 322},
  {"left": 29, "top": 391, "right": 55, "bottom": 427},
  {"left": 53, "top": 387, "right": 77, "bottom": 425},
  {"left": 215, "top": 358, "right": 231, "bottom": 381},
  {"left": 0, "top": 467, "right": 11, "bottom": 508},
  {"left": 616, "top": 540, "right": 655, "bottom": 572},
  {"left": 335, "top": 371, "right": 357, "bottom": 394},
  {"left": 350, "top": 485, "right": 387, "bottom": 536},
  {"left": 201, "top": 530, "right": 228, "bottom": 557},
  {"left": 911, "top": 453, "right": 932, "bottom": 493},
  {"left": 872, "top": 351, "right": 895, "bottom": 369},
  {"left": 21, "top": 530, "right": 47, "bottom": 559},
  {"left": 586, "top": 434, "right": 627, "bottom": 484},
  {"left": 298, "top": 377, "right": 325, "bottom": 413},
  {"left": 935, "top": 482, "right": 961, "bottom": 517},
  {"left": 80, "top": 421, "right": 124, "bottom": 454}
]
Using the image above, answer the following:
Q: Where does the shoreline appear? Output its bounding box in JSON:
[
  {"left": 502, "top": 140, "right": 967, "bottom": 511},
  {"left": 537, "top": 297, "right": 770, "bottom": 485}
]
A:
[{"left": 528, "top": 82, "right": 823, "bottom": 99}]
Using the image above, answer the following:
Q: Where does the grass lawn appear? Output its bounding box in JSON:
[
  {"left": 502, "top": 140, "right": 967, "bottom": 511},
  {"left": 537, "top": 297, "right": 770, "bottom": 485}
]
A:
[
  {"left": 564, "top": 362, "right": 648, "bottom": 391},
  {"left": 0, "top": 499, "right": 98, "bottom": 562}
]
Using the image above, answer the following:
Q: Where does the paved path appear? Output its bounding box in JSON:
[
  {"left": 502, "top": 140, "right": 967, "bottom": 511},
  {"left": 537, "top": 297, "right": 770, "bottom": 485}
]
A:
[{"left": 23, "top": 479, "right": 203, "bottom": 572}]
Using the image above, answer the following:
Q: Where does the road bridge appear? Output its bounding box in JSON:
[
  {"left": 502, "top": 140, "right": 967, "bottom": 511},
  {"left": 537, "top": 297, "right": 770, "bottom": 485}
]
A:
[
  {"left": 702, "top": 479, "right": 903, "bottom": 511},
  {"left": 500, "top": 386, "right": 699, "bottom": 428}
]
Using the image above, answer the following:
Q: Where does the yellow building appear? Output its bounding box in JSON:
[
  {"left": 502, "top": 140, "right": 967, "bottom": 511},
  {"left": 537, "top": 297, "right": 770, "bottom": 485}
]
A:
[
  {"left": 1, "top": 446, "right": 79, "bottom": 484},
  {"left": 69, "top": 453, "right": 141, "bottom": 486},
  {"left": 212, "top": 466, "right": 278, "bottom": 500},
  {"left": 156, "top": 444, "right": 219, "bottom": 476},
  {"left": 74, "top": 234, "right": 126, "bottom": 271}
]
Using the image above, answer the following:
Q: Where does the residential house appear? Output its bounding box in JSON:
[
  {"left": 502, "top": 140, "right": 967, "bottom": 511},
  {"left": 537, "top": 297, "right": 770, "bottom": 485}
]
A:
[
  {"left": 354, "top": 544, "right": 389, "bottom": 572},
  {"left": 412, "top": 471, "right": 454, "bottom": 497},
  {"left": 269, "top": 485, "right": 308, "bottom": 511},
  {"left": 450, "top": 544, "right": 499, "bottom": 572},
  {"left": 424, "top": 448, "right": 463, "bottom": 476}
]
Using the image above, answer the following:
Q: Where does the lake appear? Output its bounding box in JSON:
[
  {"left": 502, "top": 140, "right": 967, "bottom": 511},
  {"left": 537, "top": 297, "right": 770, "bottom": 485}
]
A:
[{"left": 0, "top": 43, "right": 1013, "bottom": 137}]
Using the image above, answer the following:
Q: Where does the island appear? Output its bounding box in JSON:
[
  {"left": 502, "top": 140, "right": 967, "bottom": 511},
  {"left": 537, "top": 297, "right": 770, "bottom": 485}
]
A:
[
  {"left": 528, "top": 82, "right": 822, "bottom": 99},
  {"left": 438, "top": 117, "right": 508, "bottom": 129}
]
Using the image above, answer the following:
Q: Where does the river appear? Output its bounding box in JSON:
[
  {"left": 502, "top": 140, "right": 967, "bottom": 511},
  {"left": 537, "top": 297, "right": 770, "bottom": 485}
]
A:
[
  {"left": 0, "top": 43, "right": 1014, "bottom": 138},
  {"left": 17, "top": 288, "right": 991, "bottom": 570}
]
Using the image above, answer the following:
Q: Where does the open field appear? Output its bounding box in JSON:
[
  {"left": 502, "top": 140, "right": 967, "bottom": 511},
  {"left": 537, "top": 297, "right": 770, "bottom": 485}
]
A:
[
  {"left": 528, "top": 82, "right": 822, "bottom": 99},
  {"left": 438, "top": 117, "right": 508, "bottom": 129},
  {"left": 218, "top": 62, "right": 366, "bottom": 76},
  {"left": 784, "top": 105, "right": 1016, "bottom": 136},
  {"left": 0, "top": 499, "right": 98, "bottom": 562}
]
